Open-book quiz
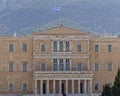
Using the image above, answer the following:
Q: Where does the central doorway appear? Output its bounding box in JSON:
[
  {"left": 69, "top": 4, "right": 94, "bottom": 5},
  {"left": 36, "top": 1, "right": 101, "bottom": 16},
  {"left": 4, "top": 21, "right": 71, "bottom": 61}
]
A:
[
  {"left": 80, "top": 83, "right": 83, "bottom": 93},
  {"left": 61, "top": 83, "right": 65, "bottom": 94},
  {"left": 43, "top": 83, "right": 46, "bottom": 94}
]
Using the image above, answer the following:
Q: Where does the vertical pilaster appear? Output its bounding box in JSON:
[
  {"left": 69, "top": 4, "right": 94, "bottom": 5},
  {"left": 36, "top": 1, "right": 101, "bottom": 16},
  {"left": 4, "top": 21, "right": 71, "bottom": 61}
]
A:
[{"left": 72, "top": 80, "right": 74, "bottom": 93}]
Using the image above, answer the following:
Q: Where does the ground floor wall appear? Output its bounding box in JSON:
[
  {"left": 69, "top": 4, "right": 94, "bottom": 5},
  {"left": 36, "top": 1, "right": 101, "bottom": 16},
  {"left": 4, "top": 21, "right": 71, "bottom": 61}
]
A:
[{"left": 0, "top": 72, "right": 33, "bottom": 94}]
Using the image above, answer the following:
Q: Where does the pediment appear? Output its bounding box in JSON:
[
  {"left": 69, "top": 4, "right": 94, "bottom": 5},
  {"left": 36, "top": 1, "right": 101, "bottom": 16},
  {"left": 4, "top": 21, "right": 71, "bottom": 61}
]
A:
[{"left": 33, "top": 25, "right": 90, "bottom": 36}]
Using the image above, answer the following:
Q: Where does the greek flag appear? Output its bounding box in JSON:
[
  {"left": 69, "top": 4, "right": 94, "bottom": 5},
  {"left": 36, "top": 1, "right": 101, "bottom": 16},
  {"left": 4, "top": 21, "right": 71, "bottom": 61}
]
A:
[{"left": 52, "top": 6, "right": 61, "bottom": 12}]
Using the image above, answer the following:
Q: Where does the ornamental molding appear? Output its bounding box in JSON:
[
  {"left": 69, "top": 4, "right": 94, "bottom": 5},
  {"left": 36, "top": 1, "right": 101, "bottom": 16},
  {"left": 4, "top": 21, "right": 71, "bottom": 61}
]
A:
[
  {"left": 33, "top": 71, "right": 94, "bottom": 80},
  {"left": 33, "top": 35, "right": 89, "bottom": 40},
  {"left": 33, "top": 54, "right": 90, "bottom": 58}
]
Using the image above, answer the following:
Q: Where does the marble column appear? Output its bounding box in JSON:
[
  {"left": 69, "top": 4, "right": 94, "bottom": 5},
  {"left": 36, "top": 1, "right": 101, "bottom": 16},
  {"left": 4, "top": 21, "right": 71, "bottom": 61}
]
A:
[
  {"left": 78, "top": 80, "right": 80, "bottom": 94},
  {"left": 35, "top": 80, "right": 37, "bottom": 95},
  {"left": 47, "top": 80, "right": 49, "bottom": 94},
  {"left": 90, "top": 80, "right": 92, "bottom": 93},
  {"left": 84, "top": 80, "right": 86, "bottom": 94},
  {"left": 59, "top": 80, "right": 62, "bottom": 94},
  {"left": 72, "top": 80, "right": 74, "bottom": 93},
  {"left": 40, "top": 80, "right": 43, "bottom": 94},
  {"left": 66, "top": 80, "right": 68, "bottom": 94},
  {"left": 53, "top": 80, "right": 55, "bottom": 94}
]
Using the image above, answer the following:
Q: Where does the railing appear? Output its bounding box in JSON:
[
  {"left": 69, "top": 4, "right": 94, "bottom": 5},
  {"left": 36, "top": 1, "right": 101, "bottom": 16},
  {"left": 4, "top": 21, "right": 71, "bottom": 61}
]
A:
[{"left": 51, "top": 51, "right": 72, "bottom": 54}]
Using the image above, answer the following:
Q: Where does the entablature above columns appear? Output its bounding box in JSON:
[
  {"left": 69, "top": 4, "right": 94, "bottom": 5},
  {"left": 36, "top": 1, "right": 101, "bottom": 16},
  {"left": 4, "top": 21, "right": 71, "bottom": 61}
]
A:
[{"left": 33, "top": 71, "right": 94, "bottom": 80}]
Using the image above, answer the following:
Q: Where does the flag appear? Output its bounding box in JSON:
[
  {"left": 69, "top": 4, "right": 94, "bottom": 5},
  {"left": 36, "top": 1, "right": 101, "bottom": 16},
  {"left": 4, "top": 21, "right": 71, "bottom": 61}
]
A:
[{"left": 52, "top": 6, "right": 61, "bottom": 12}]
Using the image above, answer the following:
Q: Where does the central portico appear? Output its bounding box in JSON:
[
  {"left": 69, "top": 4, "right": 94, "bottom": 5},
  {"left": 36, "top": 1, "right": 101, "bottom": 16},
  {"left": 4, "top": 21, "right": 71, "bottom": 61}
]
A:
[
  {"left": 32, "top": 25, "right": 94, "bottom": 96},
  {"left": 33, "top": 71, "right": 93, "bottom": 95}
]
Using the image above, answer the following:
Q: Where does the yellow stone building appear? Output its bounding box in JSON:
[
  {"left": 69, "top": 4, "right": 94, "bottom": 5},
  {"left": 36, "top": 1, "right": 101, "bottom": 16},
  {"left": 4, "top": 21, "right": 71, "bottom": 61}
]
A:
[{"left": 0, "top": 25, "right": 119, "bottom": 96}]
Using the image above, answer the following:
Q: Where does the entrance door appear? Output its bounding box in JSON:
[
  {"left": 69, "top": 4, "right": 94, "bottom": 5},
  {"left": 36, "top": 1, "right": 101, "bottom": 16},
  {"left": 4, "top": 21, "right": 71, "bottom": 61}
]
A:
[
  {"left": 61, "top": 83, "right": 65, "bottom": 94},
  {"left": 43, "top": 83, "right": 46, "bottom": 94},
  {"left": 80, "top": 83, "right": 83, "bottom": 93}
]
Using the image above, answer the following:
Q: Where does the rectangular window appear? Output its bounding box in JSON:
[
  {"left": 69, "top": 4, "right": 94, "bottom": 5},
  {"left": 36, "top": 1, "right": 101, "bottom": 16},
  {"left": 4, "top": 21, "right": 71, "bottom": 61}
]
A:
[
  {"left": 8, "top": 83, "right": 14, "bottom": 92},
  {"left": 41, "top": 44, "right": 45, "bottom": 52},
  {"left": 53, "top": 59, "right": 58, "bottom": 71},
  {"left": 77, "top": 44, "right": 82, "bottom": 52},
  {"left": 22, "top": 83, "right": 27, "bottom": 91},
  {"left": 108, "top": 63, "right": 112, "bottom": 71},
  {"left": 65, "top": 41, "right": 70, "bottom": 51},
  {"left": 23, "top": 63, "right": 27, "bottom": 72},
  {"left": 59, "top": 59, "right": 64, "bottom": 71},
  {"left": 53, "top": 41, "right": 57, "bottom": 52},
  {"left": 9, "top": 63, "right": 13, "bottom": 72},
  {"left": 22, "top": 43, "right": 27, "bottom": 52},
  {"left": 65, "top": 59, "right": 70, "bottom": 71},
  {"left": 59, "top": 41, "right": 64, "bottom": 52},
  {"left": 77, "top": 63, "right": 82, "bottom": 71},
  {"left": 94, "top": 63, "right": 100, "bottom": 71},
  {"left": 108, "top": 83, "right": 112, "bottom": 87},
  {"left": 95, "top": 83, "right": 99, "bottom": 90},
  {"left": 41, "top": 63, "right": 46, "bottom": 71},
  {"left": 9, "top": 43, "right": 14, "bottom": 52},
  {"left": 94, "top": 44, "right": 99, "bottom": 52},
  {"left": 108, "top": 44, "right": 112, "bottom": 52}
]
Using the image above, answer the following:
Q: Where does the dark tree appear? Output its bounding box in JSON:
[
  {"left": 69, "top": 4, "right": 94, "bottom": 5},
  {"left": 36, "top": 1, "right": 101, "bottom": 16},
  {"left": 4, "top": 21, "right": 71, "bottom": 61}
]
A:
[
  {"left": 112, "top": 68, "right": 120, "bottom": 96},
  {"left": 101, "top": 84, "right": 112, "bottom": 96}
]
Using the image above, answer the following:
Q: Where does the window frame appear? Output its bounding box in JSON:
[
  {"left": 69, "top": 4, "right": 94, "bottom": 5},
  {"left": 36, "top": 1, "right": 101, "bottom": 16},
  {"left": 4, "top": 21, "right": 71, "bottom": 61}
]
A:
[
  {"left": 22, "top": 63, "right": 28, "bottom": 72},
  {"left": 107, "top": 44, "right": 112, "bottom": 52},
  {"left": 65, "top": 59, "right": 70, "bottom": 71},
  {"left": 9, "top": 43, "right": 14, "bottom": 52},
  {"left": 53, "top": 41, "right": 57, "bottom": 52},
  {"left": 52, "top": 59, "right": 58, "bottom": 71},
  {"left": 59, "top": 59, "right": 64, "bottom": 71},
  {"left": 9, "top": 63, "right": 13, "bottom": 72},
  {"left": 77, "top": 44, "right": 82, "bottom": 52},
  {"left": 94, "top": 62, "right": 100, "bottom": 71},
  {"left": 108, "top": 63, "right": 113, "bottom": 71},
  {"left": 8, "top": 83, "right": 14, "bottom": 92},
  {"left": 77, "top": 63, "right": 83, "bottom": 71},
  {"left": 40, "top": 63, "right": 46, "bottom": 71},
  {"left": 59, "top": 41, "right": 64, "bottom": 52},
  {"left": 94, "top": 82, "right": 100, "bottom": 91},
  {"left": 22, "top": 43, "right": 27, "bottom": 52},
  {"left": 94, "top": 43, "right": 99, "bottom": 52},
  {"left": 22, "top": 82, "right": 28, "bottom": 92},
  {"left": 40, "top": 43, "right": 46, "bottom": 52},
  {"left": 65, "top": 41, "right": 70, "bottom": 52}
]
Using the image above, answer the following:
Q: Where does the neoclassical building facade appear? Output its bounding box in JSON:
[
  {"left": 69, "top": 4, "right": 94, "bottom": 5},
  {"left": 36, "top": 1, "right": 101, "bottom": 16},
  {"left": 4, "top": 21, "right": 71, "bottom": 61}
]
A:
[{"left": 0, "top": 25, "right": 120, "bottom": 96}]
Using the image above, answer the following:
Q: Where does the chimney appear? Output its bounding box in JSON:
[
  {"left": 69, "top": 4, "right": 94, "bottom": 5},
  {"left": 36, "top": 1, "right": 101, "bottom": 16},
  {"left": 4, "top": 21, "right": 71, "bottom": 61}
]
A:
[{"left": 13, "top": 32, "right": 17, "bottom": 37}]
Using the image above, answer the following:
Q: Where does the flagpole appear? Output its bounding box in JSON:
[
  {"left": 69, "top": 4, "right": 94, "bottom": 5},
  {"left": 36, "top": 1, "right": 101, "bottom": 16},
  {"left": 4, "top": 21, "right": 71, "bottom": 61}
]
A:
[
  {"left": 52, "top": 6, "right": 61, "bottom": 26},
  {"left": 59, "top": 9, "right": 62, "bottom": 25}
]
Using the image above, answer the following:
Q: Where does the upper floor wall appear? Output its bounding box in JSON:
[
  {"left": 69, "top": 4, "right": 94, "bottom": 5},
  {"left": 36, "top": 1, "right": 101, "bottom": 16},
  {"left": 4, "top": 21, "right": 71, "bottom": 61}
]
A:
[{"left": 32, "top": 25, "right": 90, "bottom": 55}]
